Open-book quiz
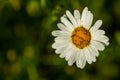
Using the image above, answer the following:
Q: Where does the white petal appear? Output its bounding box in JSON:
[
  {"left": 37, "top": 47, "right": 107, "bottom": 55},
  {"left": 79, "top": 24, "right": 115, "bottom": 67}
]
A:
[
  {"left": 54, "top": 38, "right": 68, "bottom": 44},
  {"left": 66, "top": 10, "right": 78, "bottom": 27},
  {"left": 54, "top": 37, "right": 70, "bottom": 43},
  {"left": 60, "top": 16, "right": 74, "bottom": 30},
  {"left": 87, "top": 46, "right": 95, "bottom": 57},
  {"left": 52, "top": 30, "right": 69, "bottom": 37},
  {"left": 80, "top": 55, "right": 86, "bottom": 69},
  {"left": 87, "top": 46, "right": 96, "bottom": 62},
  {"left": 91, "top": 33, "right": 109, "bottom": 46},
  {"left": 95, "top": 35, "right": 109, "bottom": 42},
  {"left": 59, "top": 50, "right": 67, "bottom": 58},
  {"left": 90, "top": 20, "right": 102, "bottom": 32},
  {"left": 65, "top": 46, "right": 74, "bottom": 61},
  {"left": 55, "top": 43, "right": 68, "bottom": 54},
  {"left": 89, "top": 44, "right": 99, "bottom": 57},
  {"left": 68, "top": 57, "right": 76, "bottom": 66},
  {"left": 84, "top": 48, "right": 93, "bottom": 64},
  {"left": 52, "top": 39, "right": 68, "bottom": 49},
  {"left": 91, "top": 40, "right": 105, "bottom": 51},
  {"left": 81, "top": 7, "right": 88, "bottom": 24},
  {"left": 97, "top": 40, "right": 109, "bottom": 46},
  {"left": 91, "top": 30, "right": 106, "bottom": 39},
  {"left": 76, "top": 50, "right": 86, "bottom": 69},
  {"left": 55, "top": 48, "right": 65, "bottom": 54},
  {"left": 59, "top": 44, "right": 72, "bottom": 58},
  {"left": 57, "top": 23, "right": 71, "bottom": 32},
  {"left": 52, "top": 30, "right": 61, "bottom": 36},
  {"left": 68, "top": 52, "right": 76, "bottom": 66},
  {"left": 95, "top": 30, "right": 105, "bottom": 35},
  {"left": 103, "top": 41, "right": 109, "bottom": 46},
  {"left": 91, "top": 32, "right": 108, "bottom": 40},
  {"left": 76, "top": 51, "right": 82, "bottom": 68},
  {"left": 83, "top": 11, "right": 93, "bottom": 29},
  {"left": 74, "top": 10, "right": 81, "bottom": 26},
  {"left": 52, "top": 43, "right": 63, "bottom": 49}
]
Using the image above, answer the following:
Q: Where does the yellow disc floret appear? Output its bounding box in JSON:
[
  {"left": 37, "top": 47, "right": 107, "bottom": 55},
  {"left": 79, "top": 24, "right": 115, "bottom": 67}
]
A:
[{"left": 71, "top": 27, "right": 91, "bottom": 49}]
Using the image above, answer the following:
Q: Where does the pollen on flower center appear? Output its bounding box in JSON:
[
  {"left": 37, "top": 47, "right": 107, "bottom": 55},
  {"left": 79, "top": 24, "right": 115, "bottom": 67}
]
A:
[{"left": 71, "top": 27, "right": 91, "bottom": 49}]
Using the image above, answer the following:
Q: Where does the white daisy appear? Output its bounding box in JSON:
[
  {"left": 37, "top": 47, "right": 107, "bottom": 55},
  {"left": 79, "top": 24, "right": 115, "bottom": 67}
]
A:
[{"left": 51, "top": 7, "right": 109, "bottom": 69}]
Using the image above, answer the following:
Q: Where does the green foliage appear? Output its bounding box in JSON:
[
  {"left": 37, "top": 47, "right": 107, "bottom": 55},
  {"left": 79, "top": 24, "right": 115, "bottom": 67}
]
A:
[{"left": 0, "top": 0, "right": 120, "bottom": 80}]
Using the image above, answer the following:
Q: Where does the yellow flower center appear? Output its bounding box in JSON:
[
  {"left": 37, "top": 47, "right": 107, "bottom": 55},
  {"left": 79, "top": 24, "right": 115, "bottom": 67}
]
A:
[{"left": 71, "top": 27, "right": 91, "bottom": 49}]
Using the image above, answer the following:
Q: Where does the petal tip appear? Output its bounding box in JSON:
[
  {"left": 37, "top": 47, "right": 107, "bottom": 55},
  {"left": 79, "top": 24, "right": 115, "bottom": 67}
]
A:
[
  {"left": 84, "top": 7, "right": 88, "bottom": 10},
  {"left": 51, "top": 31, "right": 56, "bottom": 36},
  {"left": 98, "top": 20, "right": 103, "bottom": 25}
]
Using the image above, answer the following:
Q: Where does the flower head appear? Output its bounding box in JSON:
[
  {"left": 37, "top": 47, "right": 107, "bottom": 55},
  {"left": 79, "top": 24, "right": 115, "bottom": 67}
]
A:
[{"left": 52, "top": 7, "right": 109, "bottom": 69}]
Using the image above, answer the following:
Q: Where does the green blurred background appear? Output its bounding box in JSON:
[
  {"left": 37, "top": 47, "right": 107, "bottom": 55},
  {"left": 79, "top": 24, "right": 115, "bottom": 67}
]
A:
[{"left": 0, "top": 0, "right": 120, "bottom": 80}]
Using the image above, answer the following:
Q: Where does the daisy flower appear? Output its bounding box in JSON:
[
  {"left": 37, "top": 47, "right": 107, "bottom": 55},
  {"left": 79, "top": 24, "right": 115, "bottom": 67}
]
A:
[{"left": 51, "top": 7, "right": 109, "bottom": 69}]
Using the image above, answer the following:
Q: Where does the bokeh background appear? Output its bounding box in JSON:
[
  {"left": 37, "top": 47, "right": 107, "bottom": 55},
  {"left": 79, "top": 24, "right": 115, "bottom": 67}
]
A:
[{"left": 0, "top": 0, "right": 120, "bottom": 80}]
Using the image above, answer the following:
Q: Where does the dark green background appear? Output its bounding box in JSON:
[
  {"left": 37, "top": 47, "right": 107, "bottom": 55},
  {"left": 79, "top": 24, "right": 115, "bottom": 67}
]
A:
[{"left": 0, "top": 0, "right": 120, "bottom": 80}]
